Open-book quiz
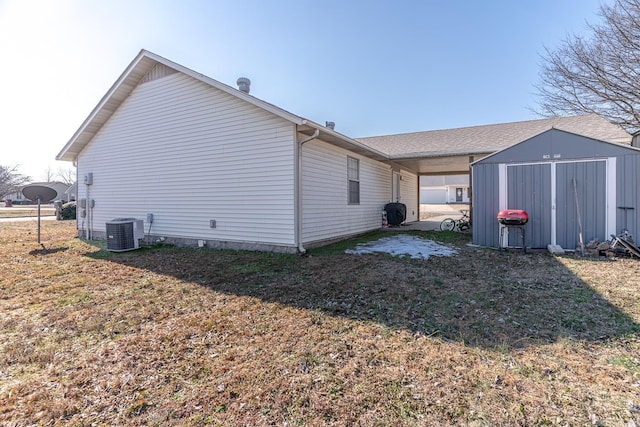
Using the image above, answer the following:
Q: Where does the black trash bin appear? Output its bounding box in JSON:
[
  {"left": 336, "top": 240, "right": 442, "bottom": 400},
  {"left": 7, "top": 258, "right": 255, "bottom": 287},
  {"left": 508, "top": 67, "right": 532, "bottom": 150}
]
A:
[{"left": 384, "top": 203, "right": 407, "bottom": 226}]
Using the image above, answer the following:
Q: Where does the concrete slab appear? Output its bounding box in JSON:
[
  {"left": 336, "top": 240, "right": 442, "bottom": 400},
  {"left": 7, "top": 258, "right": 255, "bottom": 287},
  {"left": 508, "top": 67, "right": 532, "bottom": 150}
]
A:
[
  {"left": 547, "top": 244, "right": 565, "bottom": 255},
  {"left": 420, "top": 203, "right": 470, "bottom": 213},
  {"left": 382, "top": 215, "right": 463, "bottom": 232},
  {"left": 420, "top": 204, "right": 469, "bottom": 220}
]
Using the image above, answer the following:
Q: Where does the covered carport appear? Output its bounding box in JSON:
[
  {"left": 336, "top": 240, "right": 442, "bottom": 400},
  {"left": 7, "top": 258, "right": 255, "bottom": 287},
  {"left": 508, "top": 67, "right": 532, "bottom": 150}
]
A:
[{"left": 384, "top": 151, "right": 489, "bottom": 221}]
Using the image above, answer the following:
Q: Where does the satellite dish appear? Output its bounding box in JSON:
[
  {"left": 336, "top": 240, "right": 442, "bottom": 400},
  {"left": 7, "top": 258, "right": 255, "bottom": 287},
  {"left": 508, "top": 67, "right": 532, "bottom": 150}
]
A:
[
  {"left": 21, "top": 185, "right": 59, "bottom": 245},
  {"left": 22, "top": 185, "right": 58, "bottom": 203}
]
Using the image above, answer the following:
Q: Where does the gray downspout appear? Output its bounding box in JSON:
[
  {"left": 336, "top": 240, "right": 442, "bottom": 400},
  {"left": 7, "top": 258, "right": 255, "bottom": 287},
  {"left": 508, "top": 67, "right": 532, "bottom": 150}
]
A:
[{"left": 296, "top": 128, "right": 320, "bottom": 254}]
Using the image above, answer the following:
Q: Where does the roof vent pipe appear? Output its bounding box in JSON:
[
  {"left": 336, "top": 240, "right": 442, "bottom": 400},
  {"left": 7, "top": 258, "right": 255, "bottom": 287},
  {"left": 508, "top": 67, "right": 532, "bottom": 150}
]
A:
[
  {"left": 325, "top": 121, "right": 335, "bottom": 130},
  {"left": 236, "top": 77, "right": 251, "bottom": 94}
]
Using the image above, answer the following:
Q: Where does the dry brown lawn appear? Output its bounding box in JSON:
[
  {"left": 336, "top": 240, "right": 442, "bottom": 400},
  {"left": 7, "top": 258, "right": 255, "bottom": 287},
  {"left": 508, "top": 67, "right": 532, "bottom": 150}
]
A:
[
  {"left": 0, "top": 207, "right": 56, "bottom": 218},
  {"left": 0, "top": 221, "right": 639, "bottom": 426}
]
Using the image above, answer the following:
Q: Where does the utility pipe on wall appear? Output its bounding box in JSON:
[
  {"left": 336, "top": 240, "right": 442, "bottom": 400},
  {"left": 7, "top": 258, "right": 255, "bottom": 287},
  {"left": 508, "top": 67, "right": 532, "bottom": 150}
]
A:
[
  {"left": 295, "top": 128, "right": 320, "bottom": 254},
  {"left": 86, "top": 184, "right": 91, "bottom": 240}
]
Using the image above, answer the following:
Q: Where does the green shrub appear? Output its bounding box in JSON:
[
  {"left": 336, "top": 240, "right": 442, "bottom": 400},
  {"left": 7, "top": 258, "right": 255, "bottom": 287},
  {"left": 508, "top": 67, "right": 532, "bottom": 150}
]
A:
[{"left": 61, "top": 201, "right": 76, "bottom": 220}]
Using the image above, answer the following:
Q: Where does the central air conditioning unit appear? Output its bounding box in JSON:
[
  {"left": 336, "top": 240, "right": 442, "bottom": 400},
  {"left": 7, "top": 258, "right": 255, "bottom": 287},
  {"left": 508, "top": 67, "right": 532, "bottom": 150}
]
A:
[{"left": 106, "top": 218, "right": 144, "bottom": 252}]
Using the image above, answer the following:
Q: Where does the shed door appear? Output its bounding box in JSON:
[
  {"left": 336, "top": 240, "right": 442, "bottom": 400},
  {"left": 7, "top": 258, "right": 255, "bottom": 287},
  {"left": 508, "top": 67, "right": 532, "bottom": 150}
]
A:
[
  {"left": 507, "top": 163, "right": 552, "bottom": 248},
  {"left": 555, "top": 161, "right": 607, "bottom": 249}
]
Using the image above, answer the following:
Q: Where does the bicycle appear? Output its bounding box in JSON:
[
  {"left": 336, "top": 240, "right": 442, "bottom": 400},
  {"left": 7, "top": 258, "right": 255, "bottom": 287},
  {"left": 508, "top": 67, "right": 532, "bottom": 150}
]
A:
[
  {"left": 440, "top": 209, "right": 472, "bottom": 232},
  {"left": 609, "top": 230, "right": 640, "bottom": 258}
]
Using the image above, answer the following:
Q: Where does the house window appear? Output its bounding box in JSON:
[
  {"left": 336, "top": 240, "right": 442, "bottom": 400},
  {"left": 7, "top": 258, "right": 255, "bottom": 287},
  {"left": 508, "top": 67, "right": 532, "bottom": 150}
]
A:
[{"left": 347, "top": 156, "right": 360, "bottom": 204}]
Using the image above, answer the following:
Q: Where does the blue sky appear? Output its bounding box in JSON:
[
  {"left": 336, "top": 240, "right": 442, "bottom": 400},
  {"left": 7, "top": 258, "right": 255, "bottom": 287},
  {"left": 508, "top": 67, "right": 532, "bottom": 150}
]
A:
[{"left": 0, "top": 0, "right": 609, "bottom": 179}]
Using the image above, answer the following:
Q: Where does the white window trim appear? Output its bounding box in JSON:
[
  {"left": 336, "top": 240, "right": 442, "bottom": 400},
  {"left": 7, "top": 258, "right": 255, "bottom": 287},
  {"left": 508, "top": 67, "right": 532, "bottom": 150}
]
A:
[{"left": 347, "top": 156, "right": 360, "bottom": 205}]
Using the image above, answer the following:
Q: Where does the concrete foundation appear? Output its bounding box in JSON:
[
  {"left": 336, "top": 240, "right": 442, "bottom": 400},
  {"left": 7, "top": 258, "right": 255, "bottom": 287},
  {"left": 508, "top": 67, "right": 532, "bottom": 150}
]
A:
[{"left": 82, "top": 230, "right": 300, "bottom": 254}]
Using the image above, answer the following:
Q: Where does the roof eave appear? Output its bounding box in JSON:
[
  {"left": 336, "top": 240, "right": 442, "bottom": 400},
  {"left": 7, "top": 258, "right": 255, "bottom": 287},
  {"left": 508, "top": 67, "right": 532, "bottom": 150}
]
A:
[
  {"left": 301, "top": 120, "right": 390, "bottom": 161},
  {"left": 56, "top": 50, "right": 156, "bottom": 161},
  {"left": 389, "top": 148, "right": 499, "bottom": 160}
]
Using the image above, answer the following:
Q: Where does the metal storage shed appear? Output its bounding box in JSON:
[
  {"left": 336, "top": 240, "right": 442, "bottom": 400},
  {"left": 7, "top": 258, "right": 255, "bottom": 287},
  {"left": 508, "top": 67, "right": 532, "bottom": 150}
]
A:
[{"left": 471, "top": 128, "right": 640, "bottom": 250}]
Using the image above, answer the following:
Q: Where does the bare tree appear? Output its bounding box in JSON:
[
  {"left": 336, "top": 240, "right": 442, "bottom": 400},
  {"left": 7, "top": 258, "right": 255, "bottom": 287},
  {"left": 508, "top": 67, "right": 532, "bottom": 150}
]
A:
[
  {"left": 40, "top": 166, "right": 55, "bottom": 182},
  {"left": 535, "top": 0, "right": 640, "bottom": 133},
  {"left": 0, "top": 165, "right": 31, "bottom": 200},
  {"left": 55, "top": 166, "right": 76, "bottom": 186}
]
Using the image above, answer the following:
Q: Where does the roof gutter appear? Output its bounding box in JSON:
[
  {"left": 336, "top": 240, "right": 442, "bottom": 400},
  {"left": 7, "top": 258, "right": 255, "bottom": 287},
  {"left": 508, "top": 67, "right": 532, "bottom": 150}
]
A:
[
  {"left": 304, "top": 119, "right": 389, "bottom": 161},
  {"left": 295, "top": 128, "right": 320, "bottom": 254},
  {"left": 389, "top": 149, "right": 499, "bottom": 160}
]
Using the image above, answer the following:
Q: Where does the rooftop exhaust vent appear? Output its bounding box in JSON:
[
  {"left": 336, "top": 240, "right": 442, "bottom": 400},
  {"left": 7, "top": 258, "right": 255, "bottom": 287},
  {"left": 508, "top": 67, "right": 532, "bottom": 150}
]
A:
[
  {"left": 236, "top": 77, "right": 251, "bottom": 94},
  {"left": 325, "top": 121, "right": 335, "bottom": 130}
]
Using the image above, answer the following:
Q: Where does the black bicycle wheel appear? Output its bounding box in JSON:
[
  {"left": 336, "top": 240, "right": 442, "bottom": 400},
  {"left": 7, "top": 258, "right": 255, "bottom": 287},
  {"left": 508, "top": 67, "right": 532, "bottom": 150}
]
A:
[
  {"left": 440, "top": 218, "right": 456, "bottom": 231},
  {"left": 458, "top": 221, "right": 470, "bottom": 232}
]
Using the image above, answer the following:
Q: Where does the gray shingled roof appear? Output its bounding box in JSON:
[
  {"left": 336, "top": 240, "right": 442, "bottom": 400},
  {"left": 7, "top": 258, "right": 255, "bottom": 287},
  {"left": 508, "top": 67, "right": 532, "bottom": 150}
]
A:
[{"left": 355, "top": 114, "right": 631, "bottom": 158}]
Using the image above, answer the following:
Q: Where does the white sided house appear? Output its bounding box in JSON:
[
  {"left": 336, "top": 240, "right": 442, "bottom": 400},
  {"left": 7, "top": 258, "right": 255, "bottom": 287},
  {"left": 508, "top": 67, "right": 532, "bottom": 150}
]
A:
[
  {"left": 56, "top": 50, "right": 418, "bottom": 253},
  {"left": 419, "top": 175, "right": 470, "bottom": 204}
]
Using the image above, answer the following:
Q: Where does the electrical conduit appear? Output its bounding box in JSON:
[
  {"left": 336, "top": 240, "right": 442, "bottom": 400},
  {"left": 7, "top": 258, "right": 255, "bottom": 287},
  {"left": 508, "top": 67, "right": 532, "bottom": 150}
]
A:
[{"left": 295, "top": 128, "right": 319, "bottom": 254}]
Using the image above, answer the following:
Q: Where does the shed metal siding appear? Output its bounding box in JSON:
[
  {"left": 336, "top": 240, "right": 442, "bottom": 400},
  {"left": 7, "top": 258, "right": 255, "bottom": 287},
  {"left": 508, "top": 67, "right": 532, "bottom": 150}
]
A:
[
  {"left": 617, "top": 154, "right": 640, "bottom": 236},
  {"left": 301, "top": 139, "right": 391, "bottom": 244},
  {"left": 555, "top": 161, "right": 607, "bottom": 248},
  {"left": 76, "top": 72, "right": 297, "bottom": 247},
  {"left": 506, "top": 164, "right": 552, "bottom": 248},
  {"left": 471, "top": 163, "right": 500, "bottom": 247}
]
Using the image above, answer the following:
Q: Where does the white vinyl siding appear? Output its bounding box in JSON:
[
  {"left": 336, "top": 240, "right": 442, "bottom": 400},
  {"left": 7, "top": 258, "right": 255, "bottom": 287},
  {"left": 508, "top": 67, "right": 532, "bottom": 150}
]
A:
[
  {"left": 301, "top": 139, "right": 392, "bottom": 244},
  {"left": 420, "top": 188, "right": 447, "bottom": 204},
  {"left": 399, "top": 169, "right": 419, "bottom": 222},
  {"left": 76, "top": 72, "right": 296, "bottom": 247}
]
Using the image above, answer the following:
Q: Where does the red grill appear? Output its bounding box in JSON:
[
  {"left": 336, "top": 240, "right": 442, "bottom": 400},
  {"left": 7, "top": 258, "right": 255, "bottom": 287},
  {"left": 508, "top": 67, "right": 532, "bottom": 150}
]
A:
[{"left": 497, "top": 209, "right": 529, "bottom": 225}]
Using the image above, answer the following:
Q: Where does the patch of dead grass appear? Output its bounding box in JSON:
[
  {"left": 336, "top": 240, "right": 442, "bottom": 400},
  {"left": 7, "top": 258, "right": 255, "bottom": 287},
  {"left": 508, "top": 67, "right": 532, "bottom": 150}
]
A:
[
  {"left": 0, "top": 221, "right": 638, "bottom": 425},
  {"left": 0, "top": 207, "right": 56, "bottom": 218}
]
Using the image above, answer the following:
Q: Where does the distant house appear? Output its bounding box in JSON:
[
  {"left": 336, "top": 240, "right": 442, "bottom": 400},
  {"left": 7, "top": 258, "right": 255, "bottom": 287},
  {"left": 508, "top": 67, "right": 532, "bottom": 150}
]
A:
[
  {"left": 64, "top": 182, "right": 77, "bottom": 202},
  {"left": 419, "top": 175, "right": 469, "bottom": 204},
  {"left": 56, "top": 49, "right": 637, "bottom": 252},
  {"left": 7, "top": 189, "right": 27, "bottom": 204}
]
